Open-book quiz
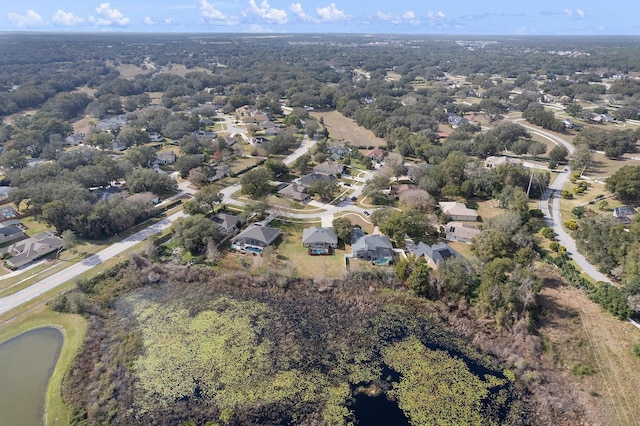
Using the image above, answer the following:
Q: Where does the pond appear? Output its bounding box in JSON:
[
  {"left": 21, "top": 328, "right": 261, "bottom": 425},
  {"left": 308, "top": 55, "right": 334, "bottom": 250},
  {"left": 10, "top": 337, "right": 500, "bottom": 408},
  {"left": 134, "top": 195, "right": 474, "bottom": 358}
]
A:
[{"left": 0, "top": 327, "right": 64, "bottom": 426}]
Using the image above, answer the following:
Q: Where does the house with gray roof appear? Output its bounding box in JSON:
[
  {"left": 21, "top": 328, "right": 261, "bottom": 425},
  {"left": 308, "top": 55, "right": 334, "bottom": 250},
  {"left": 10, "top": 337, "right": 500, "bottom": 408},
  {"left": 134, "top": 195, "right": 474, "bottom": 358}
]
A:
[
  {"left": 212, "top": 212, "right": 243, "bottom": 234},
  {"left": 156, "top": 150, "right": 176, "bottom": 165},
  {"left": 232, "top": 224, "right": 281, "bottom": 254},
  {"left": 297, "top": 173, "right": 336, "bottom": 188},
  {"left": 411, "top": 241, "right": 460, "bottom": 269},
  {"left": 0, "top": 224, "right": 25, "bottom": 246},
  {"left": 302, "top": 227, "right": 338, "bottom": 255},
  {"left": 3, "top": 231, "right": 63, "bottom": 269},
  {"left": 351, "top": 235, "right": 394, "bottom": 264},
  {"left": 278, "top": 183, "right": 310, "bottom": 202},
  {"left": 313, "top": 160, "right": 344, "bottom": 176}
]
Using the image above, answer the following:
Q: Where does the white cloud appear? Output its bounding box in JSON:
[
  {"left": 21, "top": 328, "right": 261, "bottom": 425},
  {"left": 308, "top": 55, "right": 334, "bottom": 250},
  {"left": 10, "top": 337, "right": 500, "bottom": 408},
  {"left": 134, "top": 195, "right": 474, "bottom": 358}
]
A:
[
  {"left": 375, "top": 10, "right": 419, "bottom": 25},
  {"left": 144, "top": 17, "right": 155, "bottom": 25},
  {"left": 564, "top": 8, "right": 586, "bottom": 18},
  {"left": 289, "top": 3, "right": 318, "bottom": 23},
  {"left": 199, "top": 0, "right": 226, "bottom": 21},
  {"left": 316, "top": 3, "right": 347, "bottom": 22},
  {"left": 52, "top": 10, "right": 84, "bottom": 26},
  {"left": 89, "top": 3, "right": 130, "bottom": 27},
  {"left": 244, "top": 0, "right": 288, "bottom": 25},
  {"left": 427, "top": 10, "right": 445, "bottom": 20},
  {"left": 7, "top": 10, "right": 43, "bottom": 28},
  {"left": 164, "top": 18, "right": 174, "bottom": 25},
  {"left": 402, "top": 11, "right": 416, "bottom": 21}
]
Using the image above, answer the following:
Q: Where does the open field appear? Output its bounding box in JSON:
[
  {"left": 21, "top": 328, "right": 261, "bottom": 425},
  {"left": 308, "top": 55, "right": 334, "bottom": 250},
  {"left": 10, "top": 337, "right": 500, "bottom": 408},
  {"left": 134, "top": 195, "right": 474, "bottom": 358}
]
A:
[
  {"left": 537, "top": 275, "right": 640, "bottom": 425},
  {"left": 310, "top": 110, "right": 387, "bottom": 148},
  {"left": 115, "top": 62, "right": 211, "bottom": 80}
]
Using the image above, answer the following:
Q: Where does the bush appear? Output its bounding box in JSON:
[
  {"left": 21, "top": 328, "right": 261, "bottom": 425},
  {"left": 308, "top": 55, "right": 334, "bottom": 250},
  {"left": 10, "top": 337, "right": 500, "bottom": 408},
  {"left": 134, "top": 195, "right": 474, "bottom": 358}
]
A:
[
  {"left": 549, "top": 241, "right": 560, "bottom": 252},
  {"left": 561, "top": 189, "right": 574, "bottom": 199},
  {"left": 571, "top": 206, "right": 586, "bottom": 218},
  {"left": 541, "top": 227, "right": 555, "bottom": 240},
  {"left": 633, "top": 342, "right": 640, "bottom": 358}
]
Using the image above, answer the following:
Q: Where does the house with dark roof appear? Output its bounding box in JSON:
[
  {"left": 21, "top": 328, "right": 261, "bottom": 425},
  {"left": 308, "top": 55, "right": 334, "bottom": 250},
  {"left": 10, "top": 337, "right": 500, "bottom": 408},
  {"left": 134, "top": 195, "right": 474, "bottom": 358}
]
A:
[
  {"left": 0, "top": 224, "right": 25, "bottom": 245},
  {"left": 297, "top": 173, "right": 336, "bottom": 188},
  {"left": 613, "top": 205, "right": 636, "bottom": 218},
  {"left": 156, "top": 150, "right": 176, "bottom": 165},
  {"left": 231, "top": 224, "right": 281, "bottom": 254},
  {"left": 447, "top": 113, "right": 469, "bottom": 128},
  {"left": 278, "top": 183, "right": 310, "bottom": 202},
  {"left": 351, "top": 235, "right": 394, "bottom": 264},
  {"left": 444, "top": 221, "right": 481, "bottom": 243},
  {"left": 212, "top": 212, "right": 243, "bottom": 234},
  {"left": 411, "top": 241, "right": 460, "bottom": 269},
  {"left": 2, "top": 231, "right": 63, "bottom": 269},
  {"left": 327, "top": 145, "right": 349, "bottom": 160},
  {"left": 302, "top": 227, "right": 338, "bottom": 255},
  {"left": 65, "top": 133, "right": 85, "bottom": 146},
  {"left": 313, "top": 160, "right": 344, "bottom": 176}
]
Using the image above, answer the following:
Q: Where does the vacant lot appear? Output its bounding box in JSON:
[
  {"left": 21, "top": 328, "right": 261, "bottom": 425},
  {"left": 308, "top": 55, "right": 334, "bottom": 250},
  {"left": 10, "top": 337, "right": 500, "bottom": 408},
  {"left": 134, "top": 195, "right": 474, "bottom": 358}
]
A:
[
  {"left": 310, "top": 111, "right": 387, "bottom": 148},
  {"left": 537, "top": 276, "right": 640, "bottom": 425}
]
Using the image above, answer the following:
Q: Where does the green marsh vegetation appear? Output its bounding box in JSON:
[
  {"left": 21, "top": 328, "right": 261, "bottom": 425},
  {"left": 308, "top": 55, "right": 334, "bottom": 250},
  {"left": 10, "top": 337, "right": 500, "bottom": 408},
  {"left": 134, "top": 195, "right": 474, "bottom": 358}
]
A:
[{"left": 61, "top": 258, "right": 521, "bottom": 425}]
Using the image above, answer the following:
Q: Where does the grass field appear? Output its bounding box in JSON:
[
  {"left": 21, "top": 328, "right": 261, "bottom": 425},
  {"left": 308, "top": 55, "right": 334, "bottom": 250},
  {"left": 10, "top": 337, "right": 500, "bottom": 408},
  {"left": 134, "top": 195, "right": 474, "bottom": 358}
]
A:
[
  {"left": 310, "top": 111, "right": 387, "bottom": 148},
  {"left": 537, "top": 275, "right": 640, "bottom": 425}
]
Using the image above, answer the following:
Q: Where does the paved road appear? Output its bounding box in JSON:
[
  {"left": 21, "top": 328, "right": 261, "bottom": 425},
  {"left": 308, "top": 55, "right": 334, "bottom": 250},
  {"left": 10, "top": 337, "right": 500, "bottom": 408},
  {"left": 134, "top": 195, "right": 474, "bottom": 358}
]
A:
[
  {"left": 0, "top": 211, "right": 185, "bottom": 316},
  {"left": 540, "top": 171, "right": 612, "bottom": 284}
]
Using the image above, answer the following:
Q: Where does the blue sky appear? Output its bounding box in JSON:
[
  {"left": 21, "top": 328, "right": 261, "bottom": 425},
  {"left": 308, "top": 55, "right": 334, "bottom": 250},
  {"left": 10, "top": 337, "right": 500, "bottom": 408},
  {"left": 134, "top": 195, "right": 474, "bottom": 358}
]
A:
[{"left": 1, "top": 1, "right": 638, "bottom": 35}]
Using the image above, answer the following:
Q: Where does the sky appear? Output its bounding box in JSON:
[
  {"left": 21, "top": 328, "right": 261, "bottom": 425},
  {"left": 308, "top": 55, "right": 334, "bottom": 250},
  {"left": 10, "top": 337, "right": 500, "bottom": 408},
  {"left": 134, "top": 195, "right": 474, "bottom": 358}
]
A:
[{"left": 1, "top": 1, "right": 639, "bottom": 35}]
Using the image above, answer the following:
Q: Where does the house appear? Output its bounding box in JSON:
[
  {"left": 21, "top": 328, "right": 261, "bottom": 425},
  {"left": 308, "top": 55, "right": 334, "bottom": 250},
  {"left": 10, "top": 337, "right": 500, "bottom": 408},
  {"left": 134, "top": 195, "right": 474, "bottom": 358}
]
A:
[
  {"left": 264, "top": 127, "right": 282, "bottom": 137},
  {"left": 391, "top": 183, "right": 418, "bottom": 198},
  {"left": 194, "top": 130, "right": 217, "bottom": 139},
  {"left": 112, "top": 139, "right": 127, "bottom": 152},
  {"left": 126, "top": 192, "right": 160, "bottom": 205},
  {"left": 278, "top": 183, "right": 310, "bottom": 203},
  {"left": 148, "top": 132, "right": 164, "bottom": 142},
  {"left": 412, "top": 241, "right": 460, "bottom": 269},
  {"left": 0, "top": 186, "right": 14, "bottom": 203},
  {"left": 0, "top": 224, "right": 25, "bottom": 245},
  {"left": 96, "top": 115, "right": 127, "bottom": 132},
  {"left": 297, "top": 173, "right": 336, "bottom": 188},
  {"left": 211, "top": 212, "right": 243, "bottom": 234},
  {"left": 64, "top": 133, "right": 85, "bottom": 146},
  {"left": 210, "top": 164, "right": 232, "bottom": 181},
  {"left": 3, "top": 231, "right": 63, "bottom": 269},
  {"left": 351, "top": 235, "right": 394, "bottom": 263},
  {"left": 444, "top": 221, "right": 481, "bottom": 243},
  {"left": 484, "top": 156, "right": 522, "bottom": 169},
  {"left": 563, "top": 119, "right": 575, "bottom": 130},
  {"left": 327, "top": 145, "right": 349, "bottom": 160},
  {"left": 313, "top": 160, "right": 344, "bottom": 176},
  {"left": 447, "top": 113, "right": 469, "bottom": 128},
  {"left": 439, "top": 202, "right": 479, "bottom": 222},
  {"left": 232, "top": 224, "right": 281, "bottom": 254},
  {"left": 156, "top": 150, "right": 176, "bottom": 165},
  {"left": 302, "top": 227, "right": 338, "bottom": 255},
  {"left": 613, "top": 205, "right": 636, "bottom": 218},
  {"left": 365, "top": 148, "right": 385, "bottom": 163}
]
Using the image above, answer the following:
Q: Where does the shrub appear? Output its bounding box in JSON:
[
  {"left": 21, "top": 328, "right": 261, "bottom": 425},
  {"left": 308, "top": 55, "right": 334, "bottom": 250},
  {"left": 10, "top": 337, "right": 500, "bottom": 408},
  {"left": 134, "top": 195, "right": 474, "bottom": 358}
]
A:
[
  {"left": 561, "top": 189, "right": 574, "bottom": 199},
  {"left": 633, "top": 342, "right": 640, "bottom": 358},
  {"left": 541, "top": 227, "right": 555, "bottom": 240}
]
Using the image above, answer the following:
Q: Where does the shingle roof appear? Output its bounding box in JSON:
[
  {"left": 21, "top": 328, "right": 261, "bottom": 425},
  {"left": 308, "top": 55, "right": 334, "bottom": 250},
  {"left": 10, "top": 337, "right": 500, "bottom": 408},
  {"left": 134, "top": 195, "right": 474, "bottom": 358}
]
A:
[
  {"left": 302, "top": 227, "right": 338, "bottom": 245},
  {"left": 235, "top": 224, "right": 281, "bottom": 246}
]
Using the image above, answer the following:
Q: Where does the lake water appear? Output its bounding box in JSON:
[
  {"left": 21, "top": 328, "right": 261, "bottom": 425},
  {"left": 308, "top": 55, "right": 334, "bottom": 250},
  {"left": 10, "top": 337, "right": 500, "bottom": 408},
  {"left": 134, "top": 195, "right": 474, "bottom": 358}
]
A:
[{"left": 0, "top": 327, "right": 64, "bottom": 426}]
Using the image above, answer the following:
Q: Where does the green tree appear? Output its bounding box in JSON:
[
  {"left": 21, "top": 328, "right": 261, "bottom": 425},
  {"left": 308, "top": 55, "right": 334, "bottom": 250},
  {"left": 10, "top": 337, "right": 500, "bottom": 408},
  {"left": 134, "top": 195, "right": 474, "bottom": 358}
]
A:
[
  {"left": 127, "top": 168, "right": 177, "bottom": 196},
  {"left": 172, "top": 214, "right": 222, "bottom": 255},
  {"left": 125, "top": 145, "right": 157, "bottom": 168},
  {"left": 406, "top": 258, "right": 432, "bottom": 297},
  {"left": 332, "top": 217, "right": 354, "bottom": 244},
  {"left": 240, "top": 167, "right": 274, "bottom": 198},
  {"left": 0, "top": 149, "right": 27, "bottom": 170},
  {"left": 183, "top": 185, "right": 223, "bottom": 215},
  {"left": 605, "top": 165, "right": 640, "bottom": 203},
  {"left": 307, "top": 178, "right": 339, "bottom": 201}
]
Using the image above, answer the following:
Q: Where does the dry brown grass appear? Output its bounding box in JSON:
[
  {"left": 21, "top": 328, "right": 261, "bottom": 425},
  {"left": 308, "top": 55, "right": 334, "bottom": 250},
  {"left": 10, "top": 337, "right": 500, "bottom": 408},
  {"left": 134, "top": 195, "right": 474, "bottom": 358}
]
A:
[
  {"left": 537, "top": 279, "right": 640, "bottom": 425},
  {"left": 310, "top": 111, "right": 387, "bottom": 148}
]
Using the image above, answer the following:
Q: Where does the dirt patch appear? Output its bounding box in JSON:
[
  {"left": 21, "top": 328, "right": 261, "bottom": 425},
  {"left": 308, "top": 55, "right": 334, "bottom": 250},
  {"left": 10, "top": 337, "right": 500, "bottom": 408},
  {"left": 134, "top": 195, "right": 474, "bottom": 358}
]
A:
[
  {"left": 310, "top": 111, "right": 387, "bottom": 148},
  {"left": 537, "top": 275, "right": 640, "bottom": 425}
]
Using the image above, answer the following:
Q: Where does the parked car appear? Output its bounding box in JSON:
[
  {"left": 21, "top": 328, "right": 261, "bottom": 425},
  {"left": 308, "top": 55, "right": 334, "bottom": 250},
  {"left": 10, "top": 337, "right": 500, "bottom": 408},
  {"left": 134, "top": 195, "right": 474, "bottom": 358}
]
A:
[{"left": 363, "top": 210, "right": 370, "bottom": 216}]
